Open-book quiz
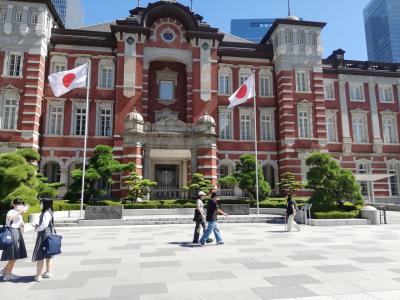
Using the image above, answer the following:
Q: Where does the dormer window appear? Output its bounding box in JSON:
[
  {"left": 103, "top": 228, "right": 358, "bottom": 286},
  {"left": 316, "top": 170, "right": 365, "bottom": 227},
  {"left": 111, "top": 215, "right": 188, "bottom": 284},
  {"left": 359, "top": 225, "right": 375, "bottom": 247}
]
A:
[
  {"left": 30, "top": 10, "right": 39, "bottom": 24},
  {"left": 14, "top": 10, "right": 22, "bottom": 23},
  {"left": 0, "top": 9, "right": 6, "bottom": 22},
  {"left": 285, "top": 30, "right": 293, "bottom": 44},
  {"left": 311, "top": 33, "right": 318, "bottom": 46}
]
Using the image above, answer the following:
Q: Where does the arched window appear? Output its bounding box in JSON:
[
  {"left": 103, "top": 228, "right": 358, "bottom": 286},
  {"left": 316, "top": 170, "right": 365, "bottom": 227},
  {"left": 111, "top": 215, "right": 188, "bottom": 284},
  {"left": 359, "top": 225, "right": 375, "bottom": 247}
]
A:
[
  {"left": 263, "top": 164, "right": 276, "bottom": 190},
  {"left": 219, "top": 165, "right": 229, "bottom": 178},
  {"left": 44, "top": 161, "right": 61, "bottom": 183},
  {"left": 68, "top": 162, "right": 83, "bottom": 186},
  {"left": 388, "top": 161, "right": 400, "bottom": 196}
]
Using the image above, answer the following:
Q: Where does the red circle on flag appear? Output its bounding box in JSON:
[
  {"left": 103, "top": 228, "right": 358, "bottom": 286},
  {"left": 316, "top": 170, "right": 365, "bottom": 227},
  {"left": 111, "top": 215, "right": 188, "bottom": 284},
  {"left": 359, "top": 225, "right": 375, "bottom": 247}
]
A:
[
  {"left": 236, "top": 84, "right": 248, "bottom": 99},
  {"left": 62, "top": 73, "right": 76, "bottom": 88}
]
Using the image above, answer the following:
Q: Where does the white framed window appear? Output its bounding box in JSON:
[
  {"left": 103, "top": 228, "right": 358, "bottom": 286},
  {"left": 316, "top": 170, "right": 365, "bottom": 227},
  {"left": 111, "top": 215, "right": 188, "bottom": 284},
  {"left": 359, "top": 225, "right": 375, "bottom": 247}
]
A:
[
  {"left": 260, "top": 109, "right": 274, "bottom": 141},
  {"left": 219, "top": 108, "right": 232, "bottom": 140},
  {"left": 53, "top": 63, "right": 66, "bottom": 73},
  {"left": 72, "top": 104, "right": 87, "bottom": 136},
  {"left": 7, "top": 52, "right": 23, "bottom": 77},
  {"left": 14, "top": 10, "right": 22, "bottom": 23},
  {"left": 96, "top": 103, "right": 113, "bottom": 137},
  {"left": 296, "top": 71, "right": 309, "bottom": 92},
  {"left": 240, "top": 109, "right": 253, "bottom": 140},
  {"left": 311, "top": 33, "right": 318, "bottom": 46},
  {"left": 382, "top": 115, "right": 398, "bottom": 144},
  {"left": 159, "top": 80, "right": 174, "bottom": 100},
  {"left": 297, "top": 103, "right": 312, "bottom": 139},
  {"left": 357, "top": 161, "right": 370, "bottom": 197},
  {"left": 75, "top": 57, "right": 90, "bottom": 68},
  {"left": 298, "top": 32, "right": 305, "bottom": 45},
  {"left": 326, "top": 111, "right": 337, "bottom": 142},
  {"left": 285, "top": 30, "right": 293, "bottom": 44},
  {"left": 352, "top": 113, "right": 368, "bottom": 143},
  {"left": 379, "top": 85, "right": 394, "bottom": 103},
  {"left": 0, "top": 8, "right": 6, "bottom": 22},
  {"left": 99, "top": 65, "right": 114, "bottom": 89},
  {"left": 388, "top": 162, "right": 400, "bottom": 196},
  {"left": 30, "top": 10, "right": 39, "bottom": 24},
  {"left": 239, "top": 73, "right": 250, "bottom": 86},
  {"left": 1, "top": 98, "right": 18, "bottom": 130},
  {"left": 324, "top": 80, "right": 335, "bottom": 100},
  {"left": 259, "top": 75, "right": 272, "bottom": 97},
  {"left": 48, "top": 105, "right": 63, "bottom": 135},
  {"left": 218, "top": 73, "right": 231, "bottom": 95},
  {"left": 349, "top": 83, "right": 364, "bottom": 101}
]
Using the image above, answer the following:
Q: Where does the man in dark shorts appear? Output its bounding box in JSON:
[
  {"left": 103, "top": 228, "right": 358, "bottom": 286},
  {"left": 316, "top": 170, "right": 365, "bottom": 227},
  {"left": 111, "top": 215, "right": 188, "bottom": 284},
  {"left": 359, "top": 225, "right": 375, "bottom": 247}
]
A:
[{"left": 199, "top": 192, "right": 228, "bottom": 246}]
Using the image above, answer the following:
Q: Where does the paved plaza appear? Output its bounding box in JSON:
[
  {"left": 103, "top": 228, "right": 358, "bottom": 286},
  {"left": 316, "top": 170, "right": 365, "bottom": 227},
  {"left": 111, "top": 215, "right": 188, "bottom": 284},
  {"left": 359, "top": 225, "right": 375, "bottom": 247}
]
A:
[{"left": 2, "top": 222, "right": 400, "bottom": 299}]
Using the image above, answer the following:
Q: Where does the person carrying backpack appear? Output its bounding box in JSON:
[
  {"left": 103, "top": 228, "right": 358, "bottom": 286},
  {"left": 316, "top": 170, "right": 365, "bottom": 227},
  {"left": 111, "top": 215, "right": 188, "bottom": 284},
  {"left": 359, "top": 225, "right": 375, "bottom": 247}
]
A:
[{"left": 1, "top": 198, "right": 28, "bottom": 281}]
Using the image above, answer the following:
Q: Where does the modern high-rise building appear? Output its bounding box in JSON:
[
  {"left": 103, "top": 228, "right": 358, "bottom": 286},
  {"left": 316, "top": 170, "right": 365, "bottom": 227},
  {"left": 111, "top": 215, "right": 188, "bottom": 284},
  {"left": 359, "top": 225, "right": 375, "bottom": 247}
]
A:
[
  {"left": 364, "top": 0, "right": 400, "bottom": 63},
  {"left": 51, "top": 0, "right": 83, "bottom": 28},
  {"left": 230, "top": 18, "right": 275, "bottom": 42}
]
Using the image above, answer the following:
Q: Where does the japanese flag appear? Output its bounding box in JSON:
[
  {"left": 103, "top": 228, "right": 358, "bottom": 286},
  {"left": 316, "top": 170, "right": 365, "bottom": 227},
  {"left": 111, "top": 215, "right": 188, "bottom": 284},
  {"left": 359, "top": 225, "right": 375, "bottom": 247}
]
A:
[
  {"left": 228, "top": 74, "right": 255, "bottom": 108},
  {"left": 48, "top": 64, "right": 88, "bottom": 97}
]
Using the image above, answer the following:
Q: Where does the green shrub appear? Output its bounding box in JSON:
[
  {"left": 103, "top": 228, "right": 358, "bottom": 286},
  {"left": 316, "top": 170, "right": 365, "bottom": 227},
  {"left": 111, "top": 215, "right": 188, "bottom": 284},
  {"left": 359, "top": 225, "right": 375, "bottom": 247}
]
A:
[{"left": 313, "top": 210, "right": 360, "bottom": 219}]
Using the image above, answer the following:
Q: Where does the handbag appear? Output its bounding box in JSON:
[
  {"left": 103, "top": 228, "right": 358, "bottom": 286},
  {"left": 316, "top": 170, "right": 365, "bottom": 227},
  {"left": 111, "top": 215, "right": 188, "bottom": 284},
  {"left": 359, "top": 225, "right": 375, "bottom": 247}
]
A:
[
  {"left": 0, "top": 223, "right": 13, "bottom": 250},
  {"left": 42, "top": 213, "right": 62, "bottom": 256}
]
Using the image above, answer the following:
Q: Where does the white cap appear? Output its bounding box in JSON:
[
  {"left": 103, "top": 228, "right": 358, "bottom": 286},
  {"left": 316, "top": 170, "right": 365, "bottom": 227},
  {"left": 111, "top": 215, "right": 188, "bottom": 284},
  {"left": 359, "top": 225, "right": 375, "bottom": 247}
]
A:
[{"left": 198, "top": 191, "right": 207, "bottom": 196}]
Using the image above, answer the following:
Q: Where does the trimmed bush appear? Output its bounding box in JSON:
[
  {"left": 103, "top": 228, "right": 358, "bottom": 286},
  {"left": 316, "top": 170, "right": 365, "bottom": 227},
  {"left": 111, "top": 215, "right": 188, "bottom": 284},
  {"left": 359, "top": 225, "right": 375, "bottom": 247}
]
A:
[{"left": 313, "top": 210, "right": 360, "bottom": 219}]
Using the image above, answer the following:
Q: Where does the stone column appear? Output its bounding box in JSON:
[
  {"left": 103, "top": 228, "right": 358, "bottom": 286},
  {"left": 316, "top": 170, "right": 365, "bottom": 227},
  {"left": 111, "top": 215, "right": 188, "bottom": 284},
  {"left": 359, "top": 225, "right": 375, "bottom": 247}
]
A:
[
  {"left": 58, "top": 168, "right": 69, "bottom": 197},
  {"left": 191, "top": 148, "right": 197, "bottom": 175},
  {"left": 338, "top": 78, "right": 352, "bottom": 153},
  {"left": 182, "top": 160, "right": 188, "bottom": 187},
  {"left": 143, "top": 147, "right": 151, "bottom": 179},
  {"left": 368, "top": 80, "right": 383, "bottom": 153}
]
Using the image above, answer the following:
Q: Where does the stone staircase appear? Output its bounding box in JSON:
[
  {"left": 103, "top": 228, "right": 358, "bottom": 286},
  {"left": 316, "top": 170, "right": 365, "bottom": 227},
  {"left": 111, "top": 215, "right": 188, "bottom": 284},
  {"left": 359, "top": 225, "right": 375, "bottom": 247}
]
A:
[{"left": 54, "top": 214, "right": 285, "bottom": 227}]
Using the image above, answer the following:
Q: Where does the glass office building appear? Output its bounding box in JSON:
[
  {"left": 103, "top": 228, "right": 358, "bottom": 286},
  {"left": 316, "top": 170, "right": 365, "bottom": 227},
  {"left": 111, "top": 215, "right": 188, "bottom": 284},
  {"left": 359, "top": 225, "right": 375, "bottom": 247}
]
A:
[
  {"left": 51, "top": 0, "right": 84, "bottom": 28},
  {"left": 364, "top": 0, "right": 400, "bottom": 63},
  {"left": 230, "top": 19, "right": 275, "bottom": 43}
]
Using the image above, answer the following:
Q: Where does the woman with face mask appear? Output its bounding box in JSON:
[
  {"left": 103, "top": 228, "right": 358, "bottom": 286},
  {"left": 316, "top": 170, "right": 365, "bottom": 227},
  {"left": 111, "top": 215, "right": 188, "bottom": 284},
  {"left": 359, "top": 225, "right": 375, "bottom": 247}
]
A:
[
  {"left": 1, "top": 198, "right": 28, "bottom": 281},
  {"left": 32, "top": 198, "right": 55, "bottom": 282}
]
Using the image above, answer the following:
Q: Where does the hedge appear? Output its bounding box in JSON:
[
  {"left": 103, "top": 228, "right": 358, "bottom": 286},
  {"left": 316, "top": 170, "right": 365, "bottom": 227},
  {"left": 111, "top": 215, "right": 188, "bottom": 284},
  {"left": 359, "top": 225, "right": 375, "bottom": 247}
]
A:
[{"left": 313, "top": 210, "right": 360, "bottom": 219}]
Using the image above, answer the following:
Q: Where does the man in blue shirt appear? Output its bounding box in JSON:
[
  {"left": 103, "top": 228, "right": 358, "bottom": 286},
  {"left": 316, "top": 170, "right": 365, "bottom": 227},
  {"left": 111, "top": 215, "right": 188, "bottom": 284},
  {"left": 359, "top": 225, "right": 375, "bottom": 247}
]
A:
[{"left": 199, "top": 192, "right": 228, "bottom": 246}]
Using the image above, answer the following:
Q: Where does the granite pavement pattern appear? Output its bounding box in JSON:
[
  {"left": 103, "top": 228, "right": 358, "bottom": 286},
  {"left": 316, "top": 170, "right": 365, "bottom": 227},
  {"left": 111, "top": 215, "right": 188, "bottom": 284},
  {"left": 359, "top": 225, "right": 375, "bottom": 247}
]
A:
[{"left": 2, "top": 223, "right": 400, "bottom": 299}]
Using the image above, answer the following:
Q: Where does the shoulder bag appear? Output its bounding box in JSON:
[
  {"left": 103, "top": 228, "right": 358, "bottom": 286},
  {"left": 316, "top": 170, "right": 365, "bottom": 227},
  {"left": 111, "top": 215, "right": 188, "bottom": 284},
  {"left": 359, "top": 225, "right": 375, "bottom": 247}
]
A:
[{"left": 43, "top": 213, "right": 62, "bottom": 256}]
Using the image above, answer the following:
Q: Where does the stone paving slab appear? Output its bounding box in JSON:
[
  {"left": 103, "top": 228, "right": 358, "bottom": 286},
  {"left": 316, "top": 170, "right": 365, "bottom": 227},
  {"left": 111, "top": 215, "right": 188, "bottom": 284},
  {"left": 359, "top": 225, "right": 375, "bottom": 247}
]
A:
[{"left": 3, "top": 223, "right": 400, "bottom": 299}]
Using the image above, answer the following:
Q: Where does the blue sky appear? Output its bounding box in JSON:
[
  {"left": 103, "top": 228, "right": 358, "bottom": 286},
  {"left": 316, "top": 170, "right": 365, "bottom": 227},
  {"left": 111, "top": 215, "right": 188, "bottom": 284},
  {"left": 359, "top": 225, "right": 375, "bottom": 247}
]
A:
[{"left": 82, "top": 0, "right": 370, "bottom": 60}]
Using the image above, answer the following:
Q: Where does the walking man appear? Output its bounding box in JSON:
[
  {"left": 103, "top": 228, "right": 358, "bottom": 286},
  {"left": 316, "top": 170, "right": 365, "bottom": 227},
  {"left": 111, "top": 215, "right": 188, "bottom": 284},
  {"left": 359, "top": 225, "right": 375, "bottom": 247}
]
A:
[
  {"left": 193, "top": 191, "right": 212, "bottom": 244},
  {"left": 286, "top": 194, "right": 300, "bottom": 232},
  {"left": 199, "top": 192, "right": 228, "bottom": 246}
]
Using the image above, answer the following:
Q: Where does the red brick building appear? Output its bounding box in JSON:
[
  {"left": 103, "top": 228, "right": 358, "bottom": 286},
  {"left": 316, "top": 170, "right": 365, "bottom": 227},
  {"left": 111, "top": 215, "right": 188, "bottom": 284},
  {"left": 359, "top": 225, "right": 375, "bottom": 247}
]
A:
[{"left": 1, "top": 0, "right": 400, "bottom": 202}]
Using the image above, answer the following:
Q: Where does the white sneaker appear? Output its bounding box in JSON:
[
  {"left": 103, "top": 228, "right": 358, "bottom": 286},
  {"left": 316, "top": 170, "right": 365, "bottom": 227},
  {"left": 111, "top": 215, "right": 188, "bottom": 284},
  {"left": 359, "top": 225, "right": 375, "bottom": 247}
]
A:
[
  {"left": 42, "top": 272, "right": 53, "bottom": 279},
  {"left": 34, "top": 275, "right": 42, "bottom": 282},
  {"left": 3, "top": 274, "right": 19, "bottom": 281},
  {"left": 0, "top": 269, "right": 5, "bottom": 276}
]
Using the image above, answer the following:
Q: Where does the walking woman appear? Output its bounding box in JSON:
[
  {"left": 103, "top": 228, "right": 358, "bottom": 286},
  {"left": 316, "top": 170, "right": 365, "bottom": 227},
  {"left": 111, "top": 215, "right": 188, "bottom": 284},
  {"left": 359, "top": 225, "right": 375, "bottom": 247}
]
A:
[
  {"left": 286, "top": 194, "right": 300, "bottom": 232},
  {"left": 32, "top": 198, "right": 55, "bottom": 282},
  {"left": 1, "top": 198, "right": 28, "bottom": 281}
]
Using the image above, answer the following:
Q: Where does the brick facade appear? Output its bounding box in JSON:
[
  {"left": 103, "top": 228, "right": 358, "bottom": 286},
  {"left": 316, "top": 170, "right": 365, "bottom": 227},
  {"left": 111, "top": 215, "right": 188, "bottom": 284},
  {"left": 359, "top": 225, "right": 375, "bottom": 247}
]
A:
[{"left": 1, "top": 1, "right": 400, "bottom": 202}]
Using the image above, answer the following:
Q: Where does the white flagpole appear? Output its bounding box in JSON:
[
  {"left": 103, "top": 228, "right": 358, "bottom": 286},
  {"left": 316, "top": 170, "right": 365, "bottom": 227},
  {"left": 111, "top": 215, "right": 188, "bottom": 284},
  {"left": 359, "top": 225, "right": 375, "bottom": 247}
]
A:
[
  {"left": 80, "top": 61, "right": 91, "bottom": 218},
  {"left": 252, "top": 70, "right": 260, "bottom": 215}
]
